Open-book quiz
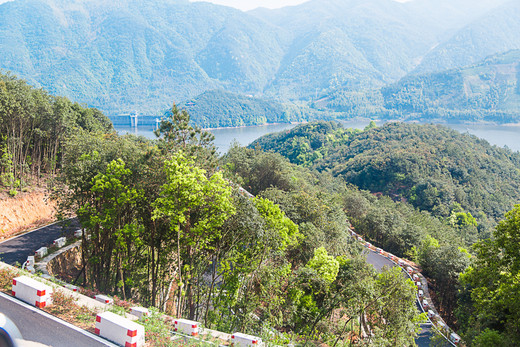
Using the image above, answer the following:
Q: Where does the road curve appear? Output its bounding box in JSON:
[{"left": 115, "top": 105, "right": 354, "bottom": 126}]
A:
[
  {"left": 364, "top": 249, "right": 435, "bottom": 347},
  {"left": 0, "top": 219, "right": 79, "bottom": 265},
  {"left": 0, "top": 292, "right": 116, "bottom": 347}
]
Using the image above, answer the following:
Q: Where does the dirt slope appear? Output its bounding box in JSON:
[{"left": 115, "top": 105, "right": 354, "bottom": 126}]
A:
[{"left": 0, "top": 189, "right": 56, "bottom": 240}]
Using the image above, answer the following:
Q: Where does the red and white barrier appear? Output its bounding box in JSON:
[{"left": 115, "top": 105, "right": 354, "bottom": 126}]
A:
[
  {"left": 35, "top": 247, "right": 48, "bottom": 258},
  {"left": 364, "top": 242, "right": 372, "bottom": 248},
  {"left": 422, "top": 299, "right": 429, "bottom": 310},
  {"left": 12, "top": 276, "right": 52, "bottom": 308},
  {"left": 437, "top": 321, "right": 446, "bottom": 332},
  {"left": 406, "top": 266, "right": 414, "bottom": 275},
  {"left": 130, "top": 307, "right": 150, "bottom": 320},
  {"left": 95, "top": 311, "right": 145, "bottom": 347},
  {"left": 95, "top": 294, "right": 113, "bottom": 304},
  {"left": 450, "top": 332, "right": 461, "bottom": 345},
  {"left": 412, "top": 274, "right": 419, "bottom": 281},
  {"left": 416, "top": 281, "right": 422, "bottom": 288},
  {"left": 427, "top": 310, "right": 435, "bottom": 319},
  {"left": 231, "top": 332, "right": 262, "bottom": 346},
  {"left": 64, "top": 284, "right": 78, "bottom": 292},
  {"left": 376, "top": 248, "right": 383, "bottom": 254},
  {"left": 74, "top": 230, "right": 83, "bottom": 238},
  {"left": 53, "top": 237, "right": 66, "bottom": 248},
  {"left": 418, "top": 289, "right": 424, "bottom": 298},
  {"left": 173, "top": 318, "right": 199, "bottom": 337},
  {"left": 398, "top": 259, "right": 405, "bottom": 267}
]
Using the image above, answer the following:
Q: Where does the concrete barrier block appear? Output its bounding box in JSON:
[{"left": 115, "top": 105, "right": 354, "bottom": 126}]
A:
[
  {"left": 173, "top": 318, "right": 199, "bottom": 337},
  {"left": 95, "top": 311, "right": 145, "bottom": 347},
  {"left": 35, "top": 247, "right": 48, "bottom": 258},
  {"left": 130, "top": 307, "right": 150, "bottom": 320},
  {"left": 231, "top": 332, "right": 263, "bottom": 346},
  {"left": 64, "top": 284, "right": 78, "bottom": 292},
  {"left": 450, "top": 332, "right": 461, "bottom": 345},
  {"left": 12, "top": 276, "right": 52, "bottom": 308},
  {"left": 53, "top": 237, "right": 66, "bottom": 248},
  {"left": 95, "top": 294, "right": 113, "bottom": 304}
]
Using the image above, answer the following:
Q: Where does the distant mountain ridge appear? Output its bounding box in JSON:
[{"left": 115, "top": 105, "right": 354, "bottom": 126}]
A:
[
  {"left": 0, "top": 0, "right": 517, "bottom": 122},
  {"left": 323, "top": 50, "right": 520, "bottom": 124}
]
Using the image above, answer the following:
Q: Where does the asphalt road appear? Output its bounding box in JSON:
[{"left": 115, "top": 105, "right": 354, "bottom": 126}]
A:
[
  {"left": 364, "top": 249, "right": 437, "bottom": 347},
  {"left": 0, "top": 219, "right": 79, "bottom": 265},
  {"left": 0, "top": 292, "right": 115, "bottom": 347}
]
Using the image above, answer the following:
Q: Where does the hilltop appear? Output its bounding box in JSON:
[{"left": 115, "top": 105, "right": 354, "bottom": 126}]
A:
[{"left": 251, "top": 121, "right": 520, "bottom": 234}]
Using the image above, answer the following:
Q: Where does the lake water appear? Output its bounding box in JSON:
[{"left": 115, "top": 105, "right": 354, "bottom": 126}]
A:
[{"left": 116, "top": 120, "right": 520, "bottom": 154}]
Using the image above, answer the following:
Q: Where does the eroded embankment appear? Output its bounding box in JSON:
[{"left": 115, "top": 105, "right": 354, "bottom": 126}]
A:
[{"left": 0, "top": 189, "right": 56, "bottom": 240}]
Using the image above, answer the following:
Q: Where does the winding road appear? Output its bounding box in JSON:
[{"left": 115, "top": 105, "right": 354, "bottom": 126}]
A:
[
  {"left": 0, "top": 219, "right": 79, "bottom": 266},
  {"left": 0, "top": 220, "right": 117, "bottom": 346},
  {"left": 364, "top": 249, "right": 448, "bottom": 347}
]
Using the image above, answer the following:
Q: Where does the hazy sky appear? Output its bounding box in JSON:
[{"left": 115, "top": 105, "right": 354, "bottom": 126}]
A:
[{"left": 190, "top": 0, "right": 411, "bottom": 11}]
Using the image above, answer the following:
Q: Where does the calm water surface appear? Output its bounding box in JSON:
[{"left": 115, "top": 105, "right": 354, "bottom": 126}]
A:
[{"left": 116, "top": 121, "right": 520, "bottom": 154}]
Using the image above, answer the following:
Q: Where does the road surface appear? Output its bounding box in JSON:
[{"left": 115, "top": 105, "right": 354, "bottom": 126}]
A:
[
  {"left": 0, "top": 219, "right": 79, "bottom": 265},
  {"left": 0, "top": 292, "right": 116, "bottom": 347},
  {"left": 364, "top": 249, "right": 438, "bottom": 347}
]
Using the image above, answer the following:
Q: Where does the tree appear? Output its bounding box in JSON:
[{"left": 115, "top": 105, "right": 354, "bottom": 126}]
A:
[
  {"left": 458, "top": 204, "right": 520, "bottom": 345},
  {"left": 154, "top": 103, "right": 216, "bottom": 169},
  {"left": 153, "top": 150, "right": 235, "bottom": 319},
  {"left": 77, "top": 159, "right": 143, "bottom": 296}
]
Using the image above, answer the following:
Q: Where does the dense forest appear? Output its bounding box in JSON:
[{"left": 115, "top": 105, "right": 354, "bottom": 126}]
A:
[
  {"left": 321, "top": 50, "right": 520, "bottom": 124},
  {"left": 252, "top": 120, "right": 520, "bottom": 345},
  {"left": 52, "top": 107, "right": 426, "bottom": 346},
  {"left": 176, "top": 90, "right": 317, "bottom": 128},
  {"left": 252, "top": 121, "right": 520, "bottom": 235},
  {"left": 2, "top": 70, "right": 520, "bottom": 345},
  {"left": 0, "top": 72, "right": 113, "bottom": 196},
  {"left": 0, "top": 0, "right": 518, "bottom": 118}
]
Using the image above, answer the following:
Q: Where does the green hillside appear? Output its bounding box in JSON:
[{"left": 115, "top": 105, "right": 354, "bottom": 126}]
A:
[
  {"left": 324, "top": 50, "right": 520, "bottom": 124},
  {"left": 251, "top": 121, "right": 520, "bottom": 234},
  {"left": 414, "top": 0, "right": 520, "bottom": 74},
  {"left": 176, "top": 90, "right": 314, "bottom": 128}
]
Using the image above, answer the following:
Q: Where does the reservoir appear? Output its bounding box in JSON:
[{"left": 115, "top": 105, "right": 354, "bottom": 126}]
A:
[{"left": 116, "top": 121, "right": 520, "bottom": 154}]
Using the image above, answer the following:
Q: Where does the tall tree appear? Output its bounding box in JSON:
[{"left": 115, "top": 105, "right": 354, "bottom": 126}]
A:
[{"left": 153, "top": 150, "right": 235, "bottom": 319}]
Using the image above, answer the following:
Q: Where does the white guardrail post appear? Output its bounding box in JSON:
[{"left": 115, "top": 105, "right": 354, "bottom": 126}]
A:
[
  {"left": 12, "top": 275, "right": 52, "bottom": 308},
  {"left": 95, "top": 311, "right": 145, "bottom": 347},
  {"left": 231, "top": 332, "right": 263, "bottom": 346},
  {"left": 173, "top": 318, "right": 199, "bottom": 337},
  {"left": 53, "top": 237, "right": 66, "bottom": 248}
]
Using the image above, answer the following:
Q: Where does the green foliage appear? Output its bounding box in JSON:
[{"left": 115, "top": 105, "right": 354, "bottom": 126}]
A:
[
  {"left": 179, "top": 90, "right": 311, "bottom": 128},
  {"left": 458, "top": 204, "right": 520, "bottom": 345},
  {"left": 254, "top": 121, "right": 520, "bottom": 235},
  {"left": 0, "top": 72, "right": 113, "bottom": 190},
  {"left": 306, "top": 247, "right": 339, "bottom": 285}
]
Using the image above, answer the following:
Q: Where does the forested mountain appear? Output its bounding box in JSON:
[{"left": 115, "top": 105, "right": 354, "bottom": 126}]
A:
[
  {"left": 251, "top": 121, "right": 520, "bottom": 237},
  {"left": 324, "top": 50, "right": 520, "bottom": 123},
  {"left": 414, "top": 0, "right": 520, "bottom": 74},
  {"left": 0, "top": 0, "right": 515, "bottom": 119},
  {"left": 177, "top": 90, "right": 314, "bottom": 128}
]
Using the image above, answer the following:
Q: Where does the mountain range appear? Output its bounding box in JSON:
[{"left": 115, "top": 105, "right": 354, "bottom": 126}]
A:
[{"left": 0, "top": 0, "right": 518, "bottom": 122}]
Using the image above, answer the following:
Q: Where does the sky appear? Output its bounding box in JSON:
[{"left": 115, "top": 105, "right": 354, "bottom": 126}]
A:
[{"left": 190, "top": 0, "right": 412, "bottom": 11}]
